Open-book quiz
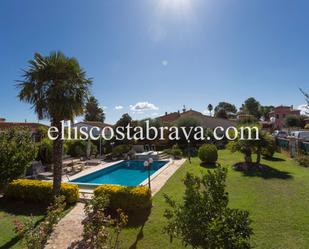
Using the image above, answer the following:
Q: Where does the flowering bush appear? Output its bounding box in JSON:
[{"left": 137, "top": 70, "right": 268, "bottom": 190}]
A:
[
  {"left": 94, "top": 184, "right": 151, "bottom": 214},
  {"left": 5, "top": 179, "right": 79, "bottom": 204}
]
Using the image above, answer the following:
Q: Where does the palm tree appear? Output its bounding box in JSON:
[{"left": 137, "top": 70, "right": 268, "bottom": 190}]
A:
[
  {"left": 18, "top": 51, "right": 92, "bottom": 195},
  {"left": 207, "top": 104, "right": 213, "bottom": 117}
]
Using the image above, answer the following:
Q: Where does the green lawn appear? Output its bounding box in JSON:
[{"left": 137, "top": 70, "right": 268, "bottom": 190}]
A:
[
  {"left": 0, "top": 198, "right": 46, "bottom": 249},
  {"left": 120, "top": 150, "right": 309, "bottom": 249}
]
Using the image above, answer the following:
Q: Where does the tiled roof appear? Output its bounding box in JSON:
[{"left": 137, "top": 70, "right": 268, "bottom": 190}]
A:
[{"left": 157, "top": 109, "right": 236, "bottom": 129}]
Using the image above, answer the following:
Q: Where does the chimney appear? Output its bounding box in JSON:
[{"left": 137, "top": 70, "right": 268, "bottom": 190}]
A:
[
  {"left": 290, "top": 105, "right": 293, "bottom": 110},
  {"left": 0, "top": 118, "right": 6, "bottom": 122},
  {"left": 165, "top": 112, "right": 168, "bottom": 116}
]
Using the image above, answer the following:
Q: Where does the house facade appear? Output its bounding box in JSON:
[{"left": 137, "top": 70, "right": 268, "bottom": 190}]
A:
[{"left": 269, "top": 106, "right": 300, "bottom": 130}]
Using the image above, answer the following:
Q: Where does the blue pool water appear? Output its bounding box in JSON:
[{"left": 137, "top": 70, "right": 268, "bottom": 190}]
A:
[{"left": 70, "top": 160, "right": 168, "bottom": 186}]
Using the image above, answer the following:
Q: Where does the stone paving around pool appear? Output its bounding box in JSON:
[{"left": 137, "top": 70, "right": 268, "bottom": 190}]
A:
[{"left": 44, "top": 159, "right": 186, "bottom": 249}]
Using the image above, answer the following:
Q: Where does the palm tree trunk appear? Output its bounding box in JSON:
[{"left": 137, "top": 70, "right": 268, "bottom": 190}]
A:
[
  {"left": 244, "top": 148, "right": 252, "bottom": 164},
  {"left": 52, "top": 120, "right": 63, "bottom": 196},
  {"left": 256, "top": 146, "right": 261, "bottom": 164}
]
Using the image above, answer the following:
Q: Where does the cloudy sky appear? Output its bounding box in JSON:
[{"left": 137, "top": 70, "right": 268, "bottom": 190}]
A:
[{"left": 0, "top": 0, "right": 308, "bottom": 124}]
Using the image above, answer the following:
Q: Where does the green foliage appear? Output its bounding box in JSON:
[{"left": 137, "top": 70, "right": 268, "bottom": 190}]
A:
[
  {"left": 207, "top": 104, "right": 213, "bottom": 116},
  {"left": 0, "top": 129, "right": 37, "bottom": 186},
  {"left": 198, "top": 144, "right": 218, "bottom": 164},
  {"left": 13, "top": 196, "right": 66, "bottom": 249},
  {"left": 285, "top": 115, "right": 302, "bottom": 128},
  {"left": 112, "top": 144, "right": 132, "bottom": 156},
  {"left": 18, "top": 51, "right": 92, "bottom": 195},
  {"left": 164, "top": 167, "right": 252, "bottom": 249},
  {"left": 214, "top": 102, "right": 237, "bottom": 114},
  {"left": 170, "top": 148, "right": 183, "bottom": 159},
  {"left": 261, "top": 139, "right": 276, "bottom": 158},
  {"left": 84, "top": 96, "right": 105, "bottom": 122},
  {"left": 5, "top": 179, "right": 79, "bottom": 204},
  {"left": 229, "top": 127, "right": 273, "bottom": 164},
  {"left": 215, "top": 108, "right": 228, "bottom": 119},
  {"left": 67, "top": 140, "right": 97, "bottom": 157},
  {"left": 94, "top": 184, "right": 151, "bottom": 214},
  {"left": 37, "top": 138, "right": 53, "bottom": 164},
  {"left": 18, "top": 51, "right": 92, "bottom": 121},
  {"left": 238, "top": 116, "right": 258, "bottom": 125},
  {"left": 80, "top": 194, "right": 127, "bottom": 249},
  {"left": 241, "top": 97, "right": 261, "bottom": 119},
  {"left": 305, "top": 124, "right": 309, "bottom": 129},
  {"left": 296, "top": 154, "right": 309, "bottom": 167},
  {"left": 260, "top": 105, "right": 274, "bottom": 120}
]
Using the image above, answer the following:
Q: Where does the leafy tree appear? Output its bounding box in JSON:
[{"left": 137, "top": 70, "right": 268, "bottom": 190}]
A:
[
  {"left": 215, "top": 108, "right": 228, "bottom": 119},
  {"left": 115, "top": 113, "right": 132, "bottom": 128},
  {"left": 260, "top": 105, "right": 274, "bottom": 120},
  {"left": 241, "top": 97, "right": 261, "bottom": 119},
  {"left": 84, "top": 96, "right": 105, "bottom": 122},
  {"left": 207, "top": 104, "right": 213, "bottom": 116},
  {"left": 18, "top": 51, "right": 91, "bottom": 195},
  {"left": 214, "top": 102, "right": 237, "bottom": 114},
  {"left": 114, "top": 113, "right": 133, "bottom": 144},
  {"left": 0, "top": 129, "right": 37, "bottom": 186},
  {"left": 164, "top": 166, "right": 252, "bottom": 249},
  {"left": 285, "top": 115, "right": 301, "bottom": 128}
]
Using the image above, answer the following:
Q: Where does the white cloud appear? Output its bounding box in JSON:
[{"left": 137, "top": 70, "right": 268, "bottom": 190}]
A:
[
  {"left": 115, "top": 105, "right": 123, "bottom": 110},
  {"left": 297, "top": 104, "right": 309, "bottom": 115},
  {"left": 129, "top": 102, "right": 159, "bottom": 112},
  {"left": 162, "top": 60, "right": 168, "bottom": 66}
]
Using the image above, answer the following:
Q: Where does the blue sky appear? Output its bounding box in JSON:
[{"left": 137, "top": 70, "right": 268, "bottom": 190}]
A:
[{"left": 0, "top": 0, "right": 308, "bottom": 124}]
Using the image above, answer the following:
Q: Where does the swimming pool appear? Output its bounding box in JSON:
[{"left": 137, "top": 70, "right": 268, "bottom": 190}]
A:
[{"left": 70, "top": 160, "right": 169, "bottom": 186}]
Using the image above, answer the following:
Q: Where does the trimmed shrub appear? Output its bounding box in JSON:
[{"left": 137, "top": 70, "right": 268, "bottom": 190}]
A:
[
  {"left": 94, "top": 184, "right": 151, "bottom": 214},
  {"left": 198, "top": 144, "right": 218, "bottom": 164},
  {"left": 5, "top": 179, "right": 79, "bottom": 204}
]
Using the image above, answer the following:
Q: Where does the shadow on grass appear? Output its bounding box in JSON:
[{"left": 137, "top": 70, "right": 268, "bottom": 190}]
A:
[
  {"left": 0, "top": 197, "right": 47, "bottom": 216},
  {"left": 200, "top": 162, "right": 218, "bottom": 168},
  {"left": 233, "top": 163, "right": 292, "bottom": 180},
  {"left": 128, "top": 224, "right": 145, "bottom": 249},
  {"left": 0, "top": 197, "right": 47, "bottom": 249},
  {"left": 262, "top": 156, "right": 286, "bottom": 162}
]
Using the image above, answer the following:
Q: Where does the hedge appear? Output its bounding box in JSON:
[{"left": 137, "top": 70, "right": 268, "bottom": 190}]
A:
[
  {"left": 198, "top": 144, "right": 218, "bottom": 164},
  {"left": 5, "top": 179, "right": 79, "bottom": 204},
  {"left": 94, "top": 184, "right": 151, "bottom": 213}
]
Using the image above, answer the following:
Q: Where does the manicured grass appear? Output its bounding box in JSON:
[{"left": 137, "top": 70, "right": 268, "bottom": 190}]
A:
[
  {"left": 0, "top": 198, "right": 46, "bottom": 249},
  {"left": 120, "top": 150, "right": 309, "bottom": 249}
]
